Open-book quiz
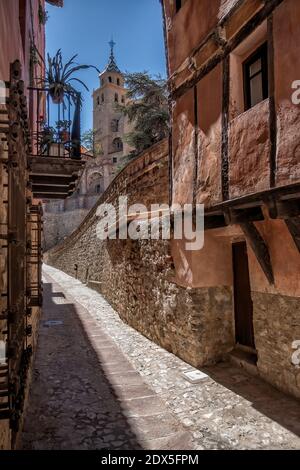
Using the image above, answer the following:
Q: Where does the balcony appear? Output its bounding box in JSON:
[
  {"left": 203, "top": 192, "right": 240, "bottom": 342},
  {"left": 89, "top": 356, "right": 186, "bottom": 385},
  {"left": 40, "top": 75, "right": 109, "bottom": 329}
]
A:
[{"left": 27, "top": 87, "right": 85, "bottom": 199}]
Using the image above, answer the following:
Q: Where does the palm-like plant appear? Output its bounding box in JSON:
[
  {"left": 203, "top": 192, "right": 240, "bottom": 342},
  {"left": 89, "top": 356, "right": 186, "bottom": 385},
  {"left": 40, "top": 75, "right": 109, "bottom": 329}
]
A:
[{"left": 37, "top": 49, "right": 99, "bottom": 105}]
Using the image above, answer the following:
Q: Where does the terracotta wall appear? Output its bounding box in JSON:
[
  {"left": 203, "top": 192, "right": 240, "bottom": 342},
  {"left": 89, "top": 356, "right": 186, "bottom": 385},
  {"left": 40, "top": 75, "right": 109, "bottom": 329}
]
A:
[
  {"left": 228, "top": 99, "right": 270, "bottom": 198},
  {"left": 172, "top": 88, "right": 195, "bottom": 205},
  {"left": 0, "top": 0, "right": 45, "bottom": 89},
  {"left": 0, "top": 0, "right": 46, "bottom": 449},
  {"left": 165, "top": 0, "right": 221, "bottom": 73},
  {"left": 274, "top": 0, "right": 300, "bottom": 186},
  {"left": 196, "top": 64, "right": 222, "bottom": 206}
]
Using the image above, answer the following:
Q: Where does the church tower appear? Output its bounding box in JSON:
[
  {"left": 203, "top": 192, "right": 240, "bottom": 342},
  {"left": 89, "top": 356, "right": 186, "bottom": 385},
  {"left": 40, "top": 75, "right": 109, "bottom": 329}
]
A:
[{"left": 93, "top": 40, "right": 132, "bottom": 189}]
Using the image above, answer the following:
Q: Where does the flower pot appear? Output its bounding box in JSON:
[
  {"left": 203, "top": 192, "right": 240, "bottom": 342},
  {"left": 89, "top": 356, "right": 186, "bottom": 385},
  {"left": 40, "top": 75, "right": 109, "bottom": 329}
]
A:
[
  {"left": 49, "top": 85, "right": 64, "bottom": 105},
  {"left": 59, "top": 130, "right": 70, "bottom": 142}
]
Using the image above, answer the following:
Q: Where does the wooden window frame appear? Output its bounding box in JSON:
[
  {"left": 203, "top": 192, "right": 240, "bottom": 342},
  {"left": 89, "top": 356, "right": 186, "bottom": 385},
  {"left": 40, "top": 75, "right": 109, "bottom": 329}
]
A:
[
  {"left": 243, "top": 42, "right": 268, "bottom": 111},
  {"left": 175, "top": 0, "right": 182, "bottom": 13}
]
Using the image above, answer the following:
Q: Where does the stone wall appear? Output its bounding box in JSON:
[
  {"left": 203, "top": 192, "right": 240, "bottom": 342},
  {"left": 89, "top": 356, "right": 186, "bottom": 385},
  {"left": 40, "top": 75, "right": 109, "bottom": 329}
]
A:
[
  {"left": 46, "top": 139, "right": 235, "bottom": 369},
  {"left": 43, "top": 208, "right": 89, "bottom": 251},
  {"left": 46, "top": 137, "right": 300, "bottom": 401}
]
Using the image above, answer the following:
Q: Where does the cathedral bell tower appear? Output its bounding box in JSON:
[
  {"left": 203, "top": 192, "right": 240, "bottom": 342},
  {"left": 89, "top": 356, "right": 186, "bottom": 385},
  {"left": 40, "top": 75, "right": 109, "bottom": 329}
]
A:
[{"left": 93, "top": 40, "right": 132, "bottom": 190}]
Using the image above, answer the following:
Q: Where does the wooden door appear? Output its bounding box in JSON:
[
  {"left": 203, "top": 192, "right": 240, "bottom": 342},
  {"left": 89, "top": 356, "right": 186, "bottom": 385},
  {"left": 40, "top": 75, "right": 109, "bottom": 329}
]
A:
[{"left": 232, "top": 242, "right": 255, "bottom": 350}]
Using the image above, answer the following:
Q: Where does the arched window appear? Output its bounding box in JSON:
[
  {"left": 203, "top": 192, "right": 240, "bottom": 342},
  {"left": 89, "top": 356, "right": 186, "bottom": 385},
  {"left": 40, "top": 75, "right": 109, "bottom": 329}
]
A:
[
  {"left": 108, "top": 76, "right": 112, "bottom": 83},
  {"left": 114, "top": 93, "right": 119, "bottom": 103},
  {"left": 97, "top": 96, "right": 100, "bottom": 105},
  {"left": 121, "top": 95, "right": 125, "bottom": 104},
  {"left": 112, "top": 138, "right": 123, "bottom": 152},
  {"left": 117, "top": 78, "right": 120, "bottom": 86},
  {"left": 111, "top": 119, "right": 119, "bottom": 132},
  {"left": 101, "top": 93, "right": 104, "bottom": 103},
  {"left": 88, "top": 172, "right": 103, "bottom": 195}
]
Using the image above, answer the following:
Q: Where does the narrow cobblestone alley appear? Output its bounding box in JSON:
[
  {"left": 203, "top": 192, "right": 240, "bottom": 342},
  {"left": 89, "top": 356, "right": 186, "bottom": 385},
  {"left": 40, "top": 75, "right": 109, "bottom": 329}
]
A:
[{"left": 21, "top": 265, "right": 300, "bottom": 450}]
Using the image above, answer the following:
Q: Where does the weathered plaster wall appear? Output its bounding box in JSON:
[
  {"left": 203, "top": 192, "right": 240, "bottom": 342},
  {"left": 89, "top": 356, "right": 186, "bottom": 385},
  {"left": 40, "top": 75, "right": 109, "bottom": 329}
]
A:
[
  {"left": 196, "top": 64, "right": 222, "bottom": 206},
  {"left": 172, "top": 89, "right": 195, "bottom": 205},
  {"left": 0, "top": 0, "right": 45, "bottom": 92},
  {"left": 229, "top": 99, "right": 270, "bottom": 198}
]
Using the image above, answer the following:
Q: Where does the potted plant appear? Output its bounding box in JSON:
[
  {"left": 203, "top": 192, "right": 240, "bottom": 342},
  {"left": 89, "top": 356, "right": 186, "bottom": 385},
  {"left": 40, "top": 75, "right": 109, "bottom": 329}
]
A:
[
  {"left": 39, "top": 123, "right": 56, "bottom": 154},
  {"left": 36, "top": 48, "right": 99, "bottom": 105},
  {"left": 56, "top": 120, "right": 71, "bottom": 142}
]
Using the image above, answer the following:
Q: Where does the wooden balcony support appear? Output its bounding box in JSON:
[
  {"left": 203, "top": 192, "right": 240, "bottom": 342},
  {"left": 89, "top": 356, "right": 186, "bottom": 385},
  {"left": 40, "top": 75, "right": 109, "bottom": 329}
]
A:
[{"left": 28, "top": 156, "right": 84, "bottom": 199}]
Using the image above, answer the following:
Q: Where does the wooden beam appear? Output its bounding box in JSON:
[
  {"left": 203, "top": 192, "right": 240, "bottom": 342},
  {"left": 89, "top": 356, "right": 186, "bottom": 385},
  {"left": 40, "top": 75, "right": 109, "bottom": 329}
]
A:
[
  {"left": 240, "top": 221, "right": 274, "bottom": 284},
  {"left": 285, "top": 217, "right": 300, "bottom": 252},
  {"left": 33, "top": 193, "right": 69, "bottom": 200},
  {"left": 205, "top": 214, "right": 227, "bottom": 230},
  {"left": 228, "top": 206, "right": 265, "bottom": 224},
  {"left": 221, "top": 55, "right": 230, "bottom": 201},
  {"left": 30, "top": 175, "right": 74, "bottom": 186},
  {"left": 28, "top": 156, "right": 84, "bottom": 177}
]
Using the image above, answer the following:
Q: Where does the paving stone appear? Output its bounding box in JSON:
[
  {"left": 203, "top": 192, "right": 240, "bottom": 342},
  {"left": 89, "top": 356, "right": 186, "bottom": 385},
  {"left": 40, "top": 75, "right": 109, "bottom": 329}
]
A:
[
  {"left": 20, "top": 265, "right": 300, "bottom": 450},
  {"left": 113, "top": 384, "right": 156, "bottom": 400}
]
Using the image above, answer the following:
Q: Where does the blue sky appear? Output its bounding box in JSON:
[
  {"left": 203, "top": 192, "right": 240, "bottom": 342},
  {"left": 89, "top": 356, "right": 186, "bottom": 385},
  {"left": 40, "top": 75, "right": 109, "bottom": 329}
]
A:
[{"left": 46, "top": 0, "right": 166, "bottom": 132}]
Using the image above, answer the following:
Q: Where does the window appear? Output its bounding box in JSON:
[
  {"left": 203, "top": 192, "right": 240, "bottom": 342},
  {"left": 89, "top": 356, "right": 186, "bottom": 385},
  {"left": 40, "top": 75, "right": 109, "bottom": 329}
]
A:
[
  {"left": 112, "top": 138, "right": 123, "bottom": 152},
  {"left": 108, "top": 76, "right": 112, "bottom": 83},
  {"left": 114, "top": 93, "right": 119, "bottom": 103},
  {"left": 19, "top": 0, "right": 26, "bottom": 56},
  {"left": 121, "top": 96, "right": 125, "bottom": 104},
  {"left": 96, "top": 184, "right": 101, "bottom": 194},
  {"left": 117, "top": 78, "right": 120, "bottom": 86},
  {"left": 97, "top": 96, "right": 100, "bottom": 105},
  {"left": 243, "top": 42, "right": 268, "bottom": 110},
  {"left": 101, "top": 93, "right": 104, "bottom": 103},
  {"left": 113, "top": 157, "right": 117, "bottom": 164},
  {"left": 176, "top": 0, "right": 182, "bottom": 13},
  {"left": 111, "top": 119, "right": 119, "bottom": 132}
]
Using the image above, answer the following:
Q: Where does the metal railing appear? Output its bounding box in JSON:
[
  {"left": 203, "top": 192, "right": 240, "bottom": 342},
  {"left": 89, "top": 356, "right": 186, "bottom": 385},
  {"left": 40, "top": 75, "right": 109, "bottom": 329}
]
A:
[{"left": 28, "top": 86, "right": 82, "bottom": 159}]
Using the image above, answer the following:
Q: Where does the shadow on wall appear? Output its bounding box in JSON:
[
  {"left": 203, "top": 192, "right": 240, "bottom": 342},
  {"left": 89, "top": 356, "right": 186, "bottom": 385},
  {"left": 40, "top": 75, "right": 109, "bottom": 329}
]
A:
[{"left": 20, "top": 282, "right": 143, "bottom": 450}]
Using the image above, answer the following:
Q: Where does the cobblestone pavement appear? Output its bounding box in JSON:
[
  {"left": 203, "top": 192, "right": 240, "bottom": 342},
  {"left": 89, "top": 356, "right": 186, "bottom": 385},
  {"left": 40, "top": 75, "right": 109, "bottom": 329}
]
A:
[{"left": 21, "top": 265, "right": 300, "bottom": 450}]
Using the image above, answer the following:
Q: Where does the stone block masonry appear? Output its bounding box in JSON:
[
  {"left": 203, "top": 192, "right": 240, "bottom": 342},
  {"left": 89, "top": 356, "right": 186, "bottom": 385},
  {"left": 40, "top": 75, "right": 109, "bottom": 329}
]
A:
[
  {"left": 46, "top": 139, "right": 235, "bottom": 369},
  {"left": 46, "top": 138, "right": 300, "bottom": 401}
]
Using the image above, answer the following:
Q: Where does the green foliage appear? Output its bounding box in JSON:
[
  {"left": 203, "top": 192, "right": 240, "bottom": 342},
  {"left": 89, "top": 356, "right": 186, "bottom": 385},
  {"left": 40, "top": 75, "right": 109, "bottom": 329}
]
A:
[
  {"left": 56, "top": 120, "right": 71, "bottom": 130},
  {"left": 118, "top": 72, "right": 169, "bottom": 157},
  {"left": 38, "top": 2, "right": 49, "bottom": 26},
  {"left": 81, "top": 129, "right": 103, "bottom": 157},
  {"left": 81, "top": 129, "right": 95, "bottom": 151}
]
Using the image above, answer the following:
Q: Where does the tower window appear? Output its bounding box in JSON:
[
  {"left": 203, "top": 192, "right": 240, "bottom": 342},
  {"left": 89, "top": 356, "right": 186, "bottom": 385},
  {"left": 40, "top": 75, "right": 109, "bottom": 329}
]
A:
[
  {"left": 117, "top": 78, "right": 120, "bottom": 86},
  {"left": 113, "top": 157, "right": 117, "bottom": 164},
  {"left": 176, "top": 0, "right": 182, "bottom": 13},
  {"left": 115, "top": 93, "right": 119, "bottom": 103},
  {"left": 101, "top": 93, "right": 104, "bottom": 103},
  {"left": 243, "top": 42, "right": 268, "bottom": 110},
  {"left": 97, "top": 96, "right": 100, "bottom": 105},
  {"left": 112, "top": 138, "right": 123, "bottom": 152},
  {"left": 108, "top": 76, "right": 112, "bottom": 83},
  {"left": 111, "top": 119, "right": 119, "bottom": 132},
  {"left": 121, "top": 96, "right": 125, "bottom": 104}
]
